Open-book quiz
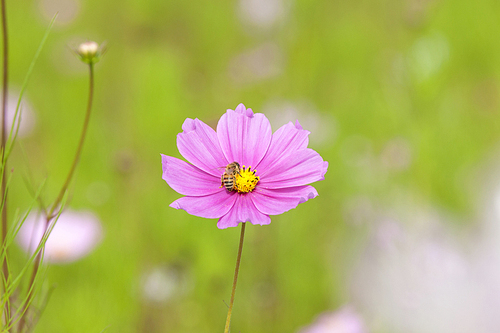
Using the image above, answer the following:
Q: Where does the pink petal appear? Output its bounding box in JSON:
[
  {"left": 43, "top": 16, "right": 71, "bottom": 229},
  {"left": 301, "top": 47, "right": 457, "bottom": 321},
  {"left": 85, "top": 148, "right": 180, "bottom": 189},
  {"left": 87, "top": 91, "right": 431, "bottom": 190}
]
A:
[
  {"left": 256, "top": 120, "right": 310, "bottom": 171},
  {"left": 230, "top": 103, "right": 254, "bottom": 117},
  {"left": 217, "top": 104, "right": 272, "bottom": 168},
  {"left": 259, "top": 149, "right": 328, "bottom": 189},
  {"left": 250, "top": 186, "right": 318, "bottom": 215},
  {"left": 217, "top": 194, "right": 271, "bottom": 229},
  {"left": 177, "top": 118, "right": 228, "bottom": 177},
  {"left": 161, "top": 154, "right": 221, "bottom": 196},
  {"left": 170, "top": 190, "right": 237, "bottom": 218},
  {"left": 294, "top": 119, "right": 303, "bottom": 130}
]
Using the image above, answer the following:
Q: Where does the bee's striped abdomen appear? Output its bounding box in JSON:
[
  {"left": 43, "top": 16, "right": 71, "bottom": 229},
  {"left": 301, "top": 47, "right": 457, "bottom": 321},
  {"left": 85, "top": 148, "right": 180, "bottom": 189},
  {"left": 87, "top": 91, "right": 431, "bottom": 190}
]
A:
[{"left": 222, "top": 174, "right": 236, "bottom": 191}]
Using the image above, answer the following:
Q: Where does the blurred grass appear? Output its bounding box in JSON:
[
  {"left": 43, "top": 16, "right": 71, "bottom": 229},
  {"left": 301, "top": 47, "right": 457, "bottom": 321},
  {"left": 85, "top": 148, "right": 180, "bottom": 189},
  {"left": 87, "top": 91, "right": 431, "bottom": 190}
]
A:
[{"left": 3, "top": 0, "right": 500, "bottom": 332}]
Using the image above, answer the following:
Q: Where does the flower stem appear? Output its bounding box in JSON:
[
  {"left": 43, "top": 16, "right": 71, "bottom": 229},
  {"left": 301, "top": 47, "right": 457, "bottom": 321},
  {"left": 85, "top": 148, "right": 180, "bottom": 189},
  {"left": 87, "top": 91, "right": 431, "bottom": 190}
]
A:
[
  {"left": 224, "top": 222, "right": 246, "bottom": 333},
  {"left": 47, "top": 63, "right": 94, "bottom": 219},
  {"left": 17, "top": 63, "right": 95, "bottom": 332},
  {"left": 0, "top": 0, "right": 9, "bottom": 326}
]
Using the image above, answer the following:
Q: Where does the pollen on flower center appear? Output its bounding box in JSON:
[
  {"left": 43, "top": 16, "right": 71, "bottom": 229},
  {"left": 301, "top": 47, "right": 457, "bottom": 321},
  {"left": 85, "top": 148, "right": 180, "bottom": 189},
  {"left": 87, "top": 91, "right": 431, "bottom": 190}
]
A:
[{"left": 235, "top": 166, "right": 259, "bottom": 193}]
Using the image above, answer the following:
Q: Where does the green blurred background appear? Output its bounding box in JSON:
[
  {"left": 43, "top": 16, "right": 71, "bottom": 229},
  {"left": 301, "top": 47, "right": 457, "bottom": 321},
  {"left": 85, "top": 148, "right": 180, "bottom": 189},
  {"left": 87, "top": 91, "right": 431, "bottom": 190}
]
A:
[{"left": 5, "top": 0, "right": 500, "bottom": 332}]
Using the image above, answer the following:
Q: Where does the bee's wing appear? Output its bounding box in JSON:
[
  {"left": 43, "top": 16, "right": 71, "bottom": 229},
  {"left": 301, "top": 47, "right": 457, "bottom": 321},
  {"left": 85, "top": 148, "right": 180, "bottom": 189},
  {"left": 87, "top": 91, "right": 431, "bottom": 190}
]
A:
[{"left": 208, "top": 166, "right": 227, "bottom": 172}]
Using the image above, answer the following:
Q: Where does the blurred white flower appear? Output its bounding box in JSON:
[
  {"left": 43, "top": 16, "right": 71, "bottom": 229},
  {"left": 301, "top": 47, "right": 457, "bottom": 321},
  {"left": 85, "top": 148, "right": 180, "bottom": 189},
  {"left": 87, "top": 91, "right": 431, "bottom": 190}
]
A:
[
  {"left": 238, "top": 0, "right": 286, "bottom": 29},
  {"left": 16, "top": 209, "right": 103, "bottom": 264},
  {"left": 141, "top": 264, "right": 191, "bottom": 304},
  {"left": 38, "top": 0, "right": 80, "bottom": 26},
  {"left": 51, "top": 37, "right": 105, "bottom": 76},
  {"left": 228, "top": 43, "right": 283, "bottom": 84},
  {"left": 297, "top": 306, "right": 368, "bottom": 333},
  {"left": 76, "top": 40, "right": 105, "bottom": 64}
]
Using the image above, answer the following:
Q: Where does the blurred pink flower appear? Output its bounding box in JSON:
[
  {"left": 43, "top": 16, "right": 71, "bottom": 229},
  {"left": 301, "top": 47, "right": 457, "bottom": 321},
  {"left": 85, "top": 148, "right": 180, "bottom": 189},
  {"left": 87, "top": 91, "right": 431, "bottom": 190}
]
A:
[
  {"left": 351, "top": 210, "right": 481, "bottom": 333},
  {"left": 161, "top": 104, "right": 328, "bottom": 229},
  {"left": 3, "top": 93, "right": 36, "bottom": 138},
  {"left": 16, "top": 210, "right": 103, "bottom": 264},
  {"left": 298, "top": 306, "right": 368, "bottom": 333}
]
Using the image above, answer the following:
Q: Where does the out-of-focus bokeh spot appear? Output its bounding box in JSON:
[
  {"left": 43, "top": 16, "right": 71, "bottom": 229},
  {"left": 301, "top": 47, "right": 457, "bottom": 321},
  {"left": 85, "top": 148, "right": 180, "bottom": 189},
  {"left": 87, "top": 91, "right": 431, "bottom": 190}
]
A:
[
  {"left": 297, "top": 306, "right": 368, "bottom": 333},
  {"left": 2, "top": 92, "right": 36, "bottom": 138},
  {"left": 238, "top": 0, "right": 287, "bottom": 30},
  {"left": 408, "top": 32, "right": 450, "bottom": 83},
  {"left": 263, "top": 99, "right": 337, "bottom": 146},
  {"left": 140, "top": 263, "right": 192, "bottom": 304},
  {"left": 380, "top": 137, "right": 412, "bottom": 171},
  {"left": 342, "top": 195, "right": 375, "bottom": 227},
  {"left": 37, "top": 0, "right": 80, "bottom": 26},
  {"left": 350, "top": 167, "right": 500, "bottom": 332},
  {"left": 16, "top": 209, "right": 103, "bottom": 264},
  {"left": 86, "top": 181, "right": 111, "bottom": 206},
  {"left": 228, "top": 43, "right": 284, "bottom": 84}
]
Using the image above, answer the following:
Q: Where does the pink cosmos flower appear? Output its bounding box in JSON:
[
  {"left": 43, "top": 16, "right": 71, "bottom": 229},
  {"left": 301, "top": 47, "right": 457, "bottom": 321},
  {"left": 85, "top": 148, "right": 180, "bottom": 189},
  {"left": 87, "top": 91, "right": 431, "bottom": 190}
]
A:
[{"left": 161, "top": 104, "right": 328, "bottom": 229}]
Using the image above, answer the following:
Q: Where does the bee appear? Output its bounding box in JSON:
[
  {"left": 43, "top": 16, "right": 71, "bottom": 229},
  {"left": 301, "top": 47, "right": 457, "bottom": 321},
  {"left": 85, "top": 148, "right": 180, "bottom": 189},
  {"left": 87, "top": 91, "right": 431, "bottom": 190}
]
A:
[{"left": 221, "top": 162, "right": 241, "bottom": 191}]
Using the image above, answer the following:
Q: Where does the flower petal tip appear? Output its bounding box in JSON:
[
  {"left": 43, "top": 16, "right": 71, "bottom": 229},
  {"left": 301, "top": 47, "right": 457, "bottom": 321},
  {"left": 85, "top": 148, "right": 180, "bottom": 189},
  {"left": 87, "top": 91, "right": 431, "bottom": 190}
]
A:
[
  {"left": 299, "top": 188, "right": 318, "bottom": 204},
  {"left": 321, "top": 161, "right": 329, "bottom": 179},
  {"left": 231, "top": 103, "right": 254, "bottom": 117},
  {"left": 250, "top": 216, "right": 271, "bottom": 226},
  {"left": 169, "top": 201, "right": 182, "bottom": 210},
  {"left": 161, "top": 154, "right": 169, "bottom": 179},
  {"left": 181, "top": 118, "right": 196, "bottom": 132},
  {"left": 294, "top": 119, "right": 303, "bottom": 130},
  {"left": 217, "top": 219, "right": 239, "bottom": 229},
  {"left": 234, "top": 103, "right": 246, "bottom": 113}
]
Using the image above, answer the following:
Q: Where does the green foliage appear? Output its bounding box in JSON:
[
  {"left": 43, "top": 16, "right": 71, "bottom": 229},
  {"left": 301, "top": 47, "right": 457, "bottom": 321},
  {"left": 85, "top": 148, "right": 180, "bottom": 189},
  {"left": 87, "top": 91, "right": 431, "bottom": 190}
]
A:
[{"left": 3, "top": 0, "right": 500, "bottom": 332}]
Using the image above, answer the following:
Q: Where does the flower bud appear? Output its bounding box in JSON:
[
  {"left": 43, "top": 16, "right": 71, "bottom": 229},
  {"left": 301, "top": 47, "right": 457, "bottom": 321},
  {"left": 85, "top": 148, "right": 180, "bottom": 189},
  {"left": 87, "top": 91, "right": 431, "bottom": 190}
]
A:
[{"left": 77, "top": 41, "right": 102, "bottom": 64}]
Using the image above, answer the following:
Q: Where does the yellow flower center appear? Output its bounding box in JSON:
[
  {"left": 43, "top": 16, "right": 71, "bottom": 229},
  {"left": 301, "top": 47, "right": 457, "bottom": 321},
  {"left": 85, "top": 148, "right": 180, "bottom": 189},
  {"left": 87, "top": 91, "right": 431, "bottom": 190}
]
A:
[{"left": 234, "top": 166, "right": 259, "bottom": 193}]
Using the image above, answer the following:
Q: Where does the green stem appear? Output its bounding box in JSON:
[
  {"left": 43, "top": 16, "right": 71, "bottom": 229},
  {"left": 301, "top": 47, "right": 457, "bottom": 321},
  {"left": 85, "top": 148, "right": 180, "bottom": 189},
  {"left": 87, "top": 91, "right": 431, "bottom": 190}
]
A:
[
  {"left": 47, "top": 63, "right": 94, "bottom": 219},
  {"left": 224, "top": 222, "right": 246, "bottom": 333},
  {"left": 17, "top": 63, "right": 95, "bottom": 332},
  {"left": 0, "top": 0, "right": 9, "bottom": 327}
]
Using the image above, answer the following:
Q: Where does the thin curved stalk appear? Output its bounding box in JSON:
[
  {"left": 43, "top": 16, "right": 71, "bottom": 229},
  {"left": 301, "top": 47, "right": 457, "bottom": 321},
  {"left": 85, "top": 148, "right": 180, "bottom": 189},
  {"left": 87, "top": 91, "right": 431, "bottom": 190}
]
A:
[
  {"left": 17, "top": 63, "right": 95, "bottom": 332},
  {"left": 224, "top": 222, "right": 246, "bottom": 333},
  {"left": 0, "top": 0, "right": 9, "bottom": 326},
  {"left": 48, "top": 63, "right": 94, "bottom": 219}
]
